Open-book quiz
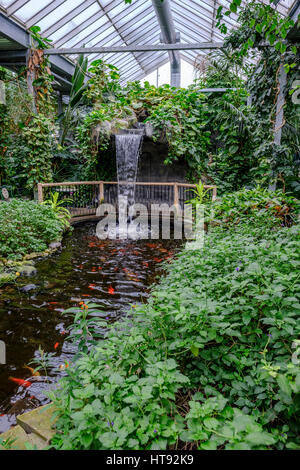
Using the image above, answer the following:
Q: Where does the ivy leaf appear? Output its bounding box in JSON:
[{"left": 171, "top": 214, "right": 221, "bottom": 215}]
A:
[
  {"left": 277, "top": 375, "right": 292, "bottom": 397},
  {"left": 191, "top": 345, "right": 199, "bottom": 357}
]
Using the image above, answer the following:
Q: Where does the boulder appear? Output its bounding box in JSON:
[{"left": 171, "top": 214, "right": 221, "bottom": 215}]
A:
[
  {"left": 21, "top": 284, "right": 37, "bottom": 293},
  {"left": 18, "top": 265, "right": 37, "bottom": 277},
  {"left": 49, "top": 242, "right": 62, "bottom": 251}
]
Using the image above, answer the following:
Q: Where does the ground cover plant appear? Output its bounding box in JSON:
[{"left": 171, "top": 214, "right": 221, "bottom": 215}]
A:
[
  {"left": 0, "top": 199, "right": 66, "bottom": 262},
  {"left": 49, "top": 188, "right": 300, "bottom": 450}
]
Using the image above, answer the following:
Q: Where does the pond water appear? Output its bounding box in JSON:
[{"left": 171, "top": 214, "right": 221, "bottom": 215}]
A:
[{"left": 0, "top": 222, "right": 182, "bottom": 434}]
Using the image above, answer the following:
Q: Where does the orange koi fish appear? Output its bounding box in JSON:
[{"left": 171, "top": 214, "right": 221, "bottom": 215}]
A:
[
  {"left": 146, "top": 243, "right": 158, "bottom": 249},
  {"left": 9, "top": 377, "right": 32, "bottom": 388},
  {"left": 108, "top": 286, "right": 115, "bottom": 295},
  {"left": 54, "top": 342, "right": 59, "bottom": 350},
  {"left": 23, "top": 365, "right": 40, "bottom": 377}
]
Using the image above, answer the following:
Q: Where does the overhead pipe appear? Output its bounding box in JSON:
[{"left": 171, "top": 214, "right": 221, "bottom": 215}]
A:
[{"left": 151, "top": 0, "right": 181, "bottom": 88}]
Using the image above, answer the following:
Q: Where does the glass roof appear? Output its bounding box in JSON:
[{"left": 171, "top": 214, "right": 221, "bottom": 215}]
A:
[{"left": 0, "top": 0, "right": 298, "bottom": 82}]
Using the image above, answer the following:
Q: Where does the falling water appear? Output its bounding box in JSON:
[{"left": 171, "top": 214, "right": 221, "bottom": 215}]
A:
[
  {"left": 115, "top": 129, "right": 144, "bottom": 208},
  {"left": 115, "top": 129, "right": 145, "bottom": 239}
]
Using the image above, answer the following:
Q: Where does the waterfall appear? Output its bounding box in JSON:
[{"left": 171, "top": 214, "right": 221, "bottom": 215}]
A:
[{"left": 115, "top": 129, "right": 144, "bottom": 211}]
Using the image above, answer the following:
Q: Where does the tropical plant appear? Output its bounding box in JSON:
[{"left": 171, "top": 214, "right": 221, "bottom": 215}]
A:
[
  {"left": 42, "top": 191, "right": 72, "bottom": 228},
  {"left": 58, "top": 54, "right": 89, "bottom": 146},
  {"left": 186, "top": 181, "right": 211, "bottom": 206},
  {"left": 0, "top": 199, "right": 65, "bottom": 260}
]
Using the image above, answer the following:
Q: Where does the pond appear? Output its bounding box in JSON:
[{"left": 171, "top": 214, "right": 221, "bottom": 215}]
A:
[{"left": 0, "top": 222, "right": 182, "bottom": 434}]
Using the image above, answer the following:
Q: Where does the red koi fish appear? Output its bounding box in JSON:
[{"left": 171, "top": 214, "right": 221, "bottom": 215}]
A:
[
  {"left": 153, "top": 258, "right": 163, "bottom": 263},
  {"left": 147, "top": 243, "right": 158, "bottom": 249},
  {"left": 108, "top": 286, "right": 115, "bottom": 295},
  {"left": 9, "top": 377, "right": 32, "bottom": 388},
  {"left": 88, "top": 284, "right": 96, "bottom": 290},
  {"left": 54, "top": 342, "right": 59, "bottom": 350}
]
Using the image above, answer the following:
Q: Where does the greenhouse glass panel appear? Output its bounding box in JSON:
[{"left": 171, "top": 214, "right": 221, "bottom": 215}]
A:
[{"left": 0, "top": 0, "right": 298, "bottom": 81}]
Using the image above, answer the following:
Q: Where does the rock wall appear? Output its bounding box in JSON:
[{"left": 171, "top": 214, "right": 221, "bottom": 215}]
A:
[{"left": 137, "top": 138, "right": 189, "bottom": 183}]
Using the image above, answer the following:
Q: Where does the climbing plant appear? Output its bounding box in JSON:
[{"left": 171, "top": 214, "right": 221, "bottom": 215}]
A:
[
  {"left": 0, "top": 27, "right": 57, "bottom": 193},
  {"left": 218, "top": 1, "right": 300, "bottom": 193},
  {"left": 21, "top": 115, "right": 54, "bottom": 190}
]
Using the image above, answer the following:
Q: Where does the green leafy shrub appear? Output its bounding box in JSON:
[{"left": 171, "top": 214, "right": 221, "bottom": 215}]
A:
[
  {"left": 208, "top": 187, "right": 299, "bottom": 227},
  {"left": 182, "top": 394, "right": 278, "bottom": 450},
  {"left": 0, "top": 199, "right": 65, "bottom": 260},
  {"left": 50, "top": 189, "right": 300, "bottom": 450}
]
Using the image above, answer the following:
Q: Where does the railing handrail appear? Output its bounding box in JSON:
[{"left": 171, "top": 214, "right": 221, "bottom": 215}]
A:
[
  {"left": 39, "top": 181, "right": 216, "bottom": 188},
  {"left": 37, "top": 181, "right": 217, "bottom": 207}
]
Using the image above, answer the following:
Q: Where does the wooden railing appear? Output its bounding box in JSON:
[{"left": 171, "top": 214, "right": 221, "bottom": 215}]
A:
[{"left": 38, "top": 181, "right": 217, "bottom": 221}]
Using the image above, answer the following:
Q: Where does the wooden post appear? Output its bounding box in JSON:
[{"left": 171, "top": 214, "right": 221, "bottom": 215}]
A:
[
  {"left": 212, "top": 186, "right": 217, "bottom": 201},
  {"left": 1, "top": 188, "right": 10, "bottom": 202},
  {"left": 174, "top": 183, "right": 179, "bottom": 207},
  {"left": 37, "top": 184, "right": 43, "bottom": 203},
  {"left": 99, "top": 181, "right": 104, "bottom": 203}
]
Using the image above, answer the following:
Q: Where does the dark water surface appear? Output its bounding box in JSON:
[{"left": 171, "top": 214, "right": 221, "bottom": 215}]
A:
[{"left": 0, "top": 222, "right": 182, "bottom": 434}]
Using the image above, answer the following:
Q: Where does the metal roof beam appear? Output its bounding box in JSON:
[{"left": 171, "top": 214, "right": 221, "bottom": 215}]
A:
[
  {"left": 0, "top": 11, "right": 30, "bottom": 47},
  {"left": 0, "top": 12, "right": 75, "bottom": 90},
  {"left": 44, "top": 42, "right": 225, "bottom": 55},
  {"left": 151, "top": 0, "right": 180, "bottom": 87}
]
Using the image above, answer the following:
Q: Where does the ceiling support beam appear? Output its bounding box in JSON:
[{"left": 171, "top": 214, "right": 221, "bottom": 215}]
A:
[
  {"left": 44, "top": 42, "right": 225, "bottom": 55},
  {"left": 151, "top": 0, "right": 180, "bottom": 88},
  {"left": 0, "top": 11, "right": 30, "bottom": 47},
  {"left": 0, "top": 12, "right": 75, "bottom": 91}
]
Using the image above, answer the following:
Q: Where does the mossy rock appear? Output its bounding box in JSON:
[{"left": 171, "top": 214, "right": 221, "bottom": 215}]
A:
[
  {"left": 17, "top": 405, "right": 57, "bottom": 444},
  {"left": 0, "top": 425, "right": 46, "bottom": 450},
  {"left": 0, "top": 272, "right": 15, "bottom": 285},
  {"left": 18, "top": 265, "right": 37, "bottom": 277}
]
